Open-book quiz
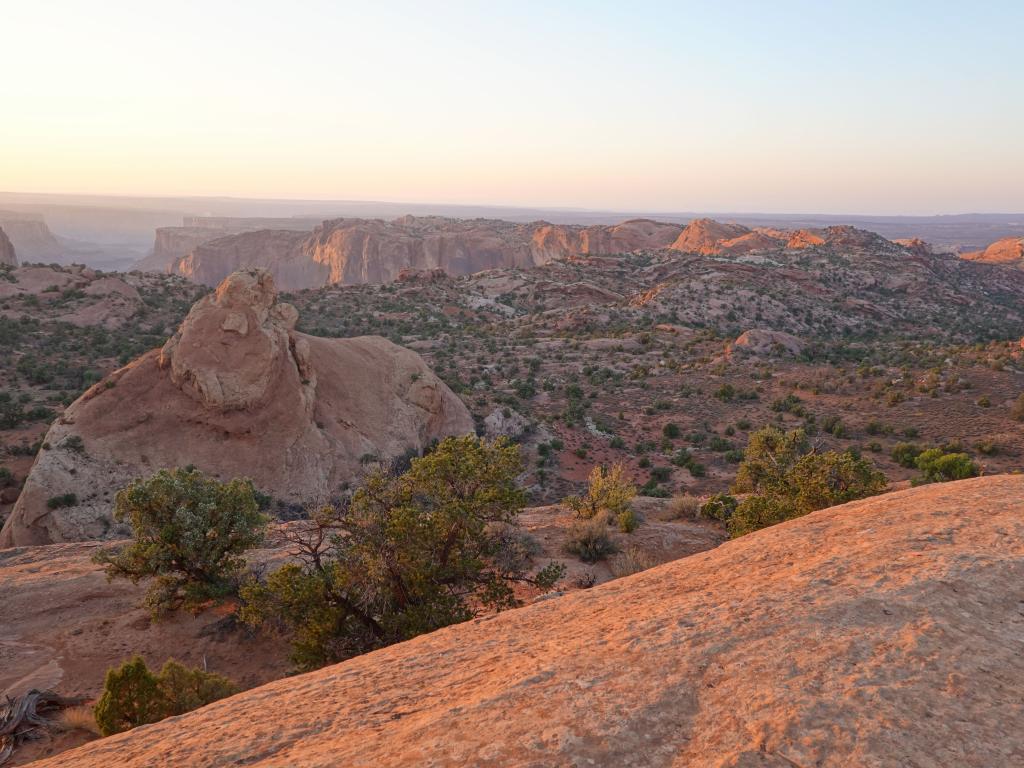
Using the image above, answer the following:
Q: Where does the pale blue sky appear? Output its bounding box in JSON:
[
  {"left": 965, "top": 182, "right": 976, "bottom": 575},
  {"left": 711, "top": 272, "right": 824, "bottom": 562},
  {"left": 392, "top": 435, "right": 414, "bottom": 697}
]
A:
[{"left": 1, "top": 0, "right": 1021, "bottom": 213}]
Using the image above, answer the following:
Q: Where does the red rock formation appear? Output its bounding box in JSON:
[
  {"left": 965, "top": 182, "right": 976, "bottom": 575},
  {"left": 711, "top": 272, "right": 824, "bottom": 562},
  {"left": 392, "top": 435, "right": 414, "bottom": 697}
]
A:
[
  {"left": 0, "top": 269, "right": 473, "bottom": 546},
  {"left": 40, "top": 475, "right": 1024, "bottom": 768},
  {"left": 962, "top": 236, "right": 1024, "bottom": 268},
  {"left": 669, "top": 218, "right": 752, "bottom": 254}
]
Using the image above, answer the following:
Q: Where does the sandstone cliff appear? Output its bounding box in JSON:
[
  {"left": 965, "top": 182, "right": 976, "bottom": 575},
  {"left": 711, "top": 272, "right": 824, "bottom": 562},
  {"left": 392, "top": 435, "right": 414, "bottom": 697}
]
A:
[
  {"left": 37, "top": 475, "right": 1024, "bottom": 767},
  {"left": 171, "top": 216, "right": 689, "bottom": 289},
  {"left": 0, "top": 269, "right": 473, "bottom": 546},
  {"left": 0, "top": 226, "right": 16, "bottom": 267}
]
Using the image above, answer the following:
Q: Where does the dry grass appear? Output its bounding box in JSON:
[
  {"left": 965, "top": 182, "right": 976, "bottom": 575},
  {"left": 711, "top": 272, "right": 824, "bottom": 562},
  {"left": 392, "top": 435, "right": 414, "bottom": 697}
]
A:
[
  {"left": 669, "top": 494, "right": 702, "bottom": 519},
  {"left": 58, "top": 705, "right": 101, "bottom": 736},
  {"left": 609, "top": 546, "right": 658, "bottom": 578}
]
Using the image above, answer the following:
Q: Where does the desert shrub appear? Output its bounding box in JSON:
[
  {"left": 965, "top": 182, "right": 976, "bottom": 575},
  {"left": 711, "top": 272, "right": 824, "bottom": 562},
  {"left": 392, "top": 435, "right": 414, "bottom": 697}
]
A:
[
  {"left": 93, "top": 468, "right": 268, "bottom": 616},
  {"left": 699, "top": 493, "right": 738, "bottom": 523},
  {"left": 1013, "top": 393, "right": 1024, "bottom": 422},
  {"left": 46, "top": 492, "right": 78, "bottom": 509},
  {"left": 0, "top": 467, "right": 13, "bottom": 487},
  {"left": 93, "top": 656, "right": 237, "bottom": 736},
  {"left": 649, "top": 465, "right": 671, "bottom": 483},
  {"left": 564, "top": 463, "right": 635, "bottom": 520},
  {"left": 669, "top": 494, "right": 701, "bottom": 519},
  {"left": 714, "top": 384, "right": 736, "bottom": 402},
  {"left": 912, "top": 449, "right": 979, "bottom": 485},
  {"left": 241, "top": 437, "right": 563, "bottom": 671},
  {"left": 564, "top": 513, "right": 619, "bottom": 563},
  {"left": 616, "top": 507, "right": 640, "bottom": 533},
  {"left": 609, "top": 546, "right": 657, "bottom": 577},
  {"left": 728, "top": 426, "right": 886, "bottom": 537},
  {"left": 662, "top": 422, "right": 681, "bottom": 439},
  {"left": 891, "top": 442, "right": 923, "bottom": 468}
]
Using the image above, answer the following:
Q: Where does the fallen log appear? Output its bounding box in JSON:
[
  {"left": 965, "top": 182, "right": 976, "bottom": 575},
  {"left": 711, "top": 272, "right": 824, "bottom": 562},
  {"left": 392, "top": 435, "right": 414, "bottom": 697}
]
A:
[{"left": 0, "top": 690, "right": 85, "bottom": 766}]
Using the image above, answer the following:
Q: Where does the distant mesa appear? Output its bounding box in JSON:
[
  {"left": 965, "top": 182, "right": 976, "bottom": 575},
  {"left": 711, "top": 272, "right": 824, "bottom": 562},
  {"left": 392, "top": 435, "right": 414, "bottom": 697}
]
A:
[
  {"left": 0, "top": 210, "right": 64, "bottom": 262},
  {"left": 0, "top": 226, "right": 16, "bottom": 267},
  {"left": 0, "top": 268, "right": 473, "bottom": 546},
  {"left": 154, "top": 214, "right": 941, "bottom": 291},
  {"left": 138, "top": 216, "right": 321, "bottom": 272}
]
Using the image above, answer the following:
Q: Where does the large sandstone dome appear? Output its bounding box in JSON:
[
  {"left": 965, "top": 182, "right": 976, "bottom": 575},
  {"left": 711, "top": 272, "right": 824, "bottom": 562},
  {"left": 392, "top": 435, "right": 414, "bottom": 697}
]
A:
[
  {"left": 39, "top": 475, "right": 1024, "bottom": 767},
  {"left": 0, "top": 269, "right": 473, "bottom": 546}
]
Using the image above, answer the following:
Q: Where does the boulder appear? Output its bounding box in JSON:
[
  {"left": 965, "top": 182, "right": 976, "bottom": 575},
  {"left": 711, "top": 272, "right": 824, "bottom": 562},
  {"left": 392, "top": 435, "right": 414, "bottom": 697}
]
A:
[
  {"left": 0, "top": 269, "right": 473, "bottom": 546},
  {"left": 729, "top": 328, "right": 804, "bottom": 357}
]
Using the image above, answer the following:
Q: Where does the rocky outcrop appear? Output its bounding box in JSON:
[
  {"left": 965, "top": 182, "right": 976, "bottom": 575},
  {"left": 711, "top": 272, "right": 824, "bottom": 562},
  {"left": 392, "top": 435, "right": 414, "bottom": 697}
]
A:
[
  {"left": 962, "top": 236, "right": 1024, "bottom": 269},
  {"left": 39, "top": 475, "right": 1024, "bottom": 767},
  {"left": 0, "top": 269, "right": 473, "bottom": 546},
  {"left": 0, "top": 212, "right": 63, "bottom": 262},
  {"left": 729, "top": 328, "right": 805, "bottom": 357},
  {"left": 0, "top": 226, "right": 16, "bottom": 267},
  {"left": 669, "top": 218, "right": 753, "bottom": 254}
]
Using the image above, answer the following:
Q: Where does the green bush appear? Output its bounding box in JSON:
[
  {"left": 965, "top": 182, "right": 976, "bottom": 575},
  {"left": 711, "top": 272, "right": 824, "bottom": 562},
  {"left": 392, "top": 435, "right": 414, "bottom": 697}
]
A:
[
  {"left": 241, "top": 437, "right": 563, "bottom": 672},
  {"left": 662, "top": 422, "right": 681, "bottom": 439},
  {"left": 728, "top": 427, "right": 887, "bottom": 537},
  {"left": 93, "top": 656, "right": 237, "bottom": 736},
  {"left": 699, "top": 493, "right": 738, "bottom": 523},
  {"left": 93, "top": 468, "right": 268, "bottom": 616},
  {"left": 912, "top": 449, "right": 979, "bottom": 485},
  {"left": 46, "top": 492, "right": 77, "bottom": 509},
  {"left": 891, "top": 442, "right": 923, "bottom": 468}
]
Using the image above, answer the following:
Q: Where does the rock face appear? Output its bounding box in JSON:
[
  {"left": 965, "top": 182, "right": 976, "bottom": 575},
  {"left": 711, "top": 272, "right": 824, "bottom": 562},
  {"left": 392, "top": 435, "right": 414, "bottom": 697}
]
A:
[
  {"left": 41, "top": 475, "right": 1024, "bottom": 767},
  {"left": 0, "top": 269, "right": 473, "bottom": 546},
  {"left": 963, "top": 236, "right": 1024, "bottom": 269},
  {"left": 0, "top": 226, "right": 16, "bottom": 267}
]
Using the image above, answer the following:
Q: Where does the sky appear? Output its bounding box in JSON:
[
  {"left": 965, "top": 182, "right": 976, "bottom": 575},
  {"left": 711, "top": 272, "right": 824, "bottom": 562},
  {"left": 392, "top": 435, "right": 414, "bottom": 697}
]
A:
[{"left": 1, "top": 0, "right": 1022, "bottom": 214}]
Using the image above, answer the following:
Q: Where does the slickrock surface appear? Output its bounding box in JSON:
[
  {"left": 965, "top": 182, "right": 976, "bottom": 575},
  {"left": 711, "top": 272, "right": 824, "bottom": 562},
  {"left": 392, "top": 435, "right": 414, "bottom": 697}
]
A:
[
  {"left": 0, "top": 269, "right": 472, "bottom": 546},
  {"left": 40, "top": 475, "right": 1024, "bottom": 767}
]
